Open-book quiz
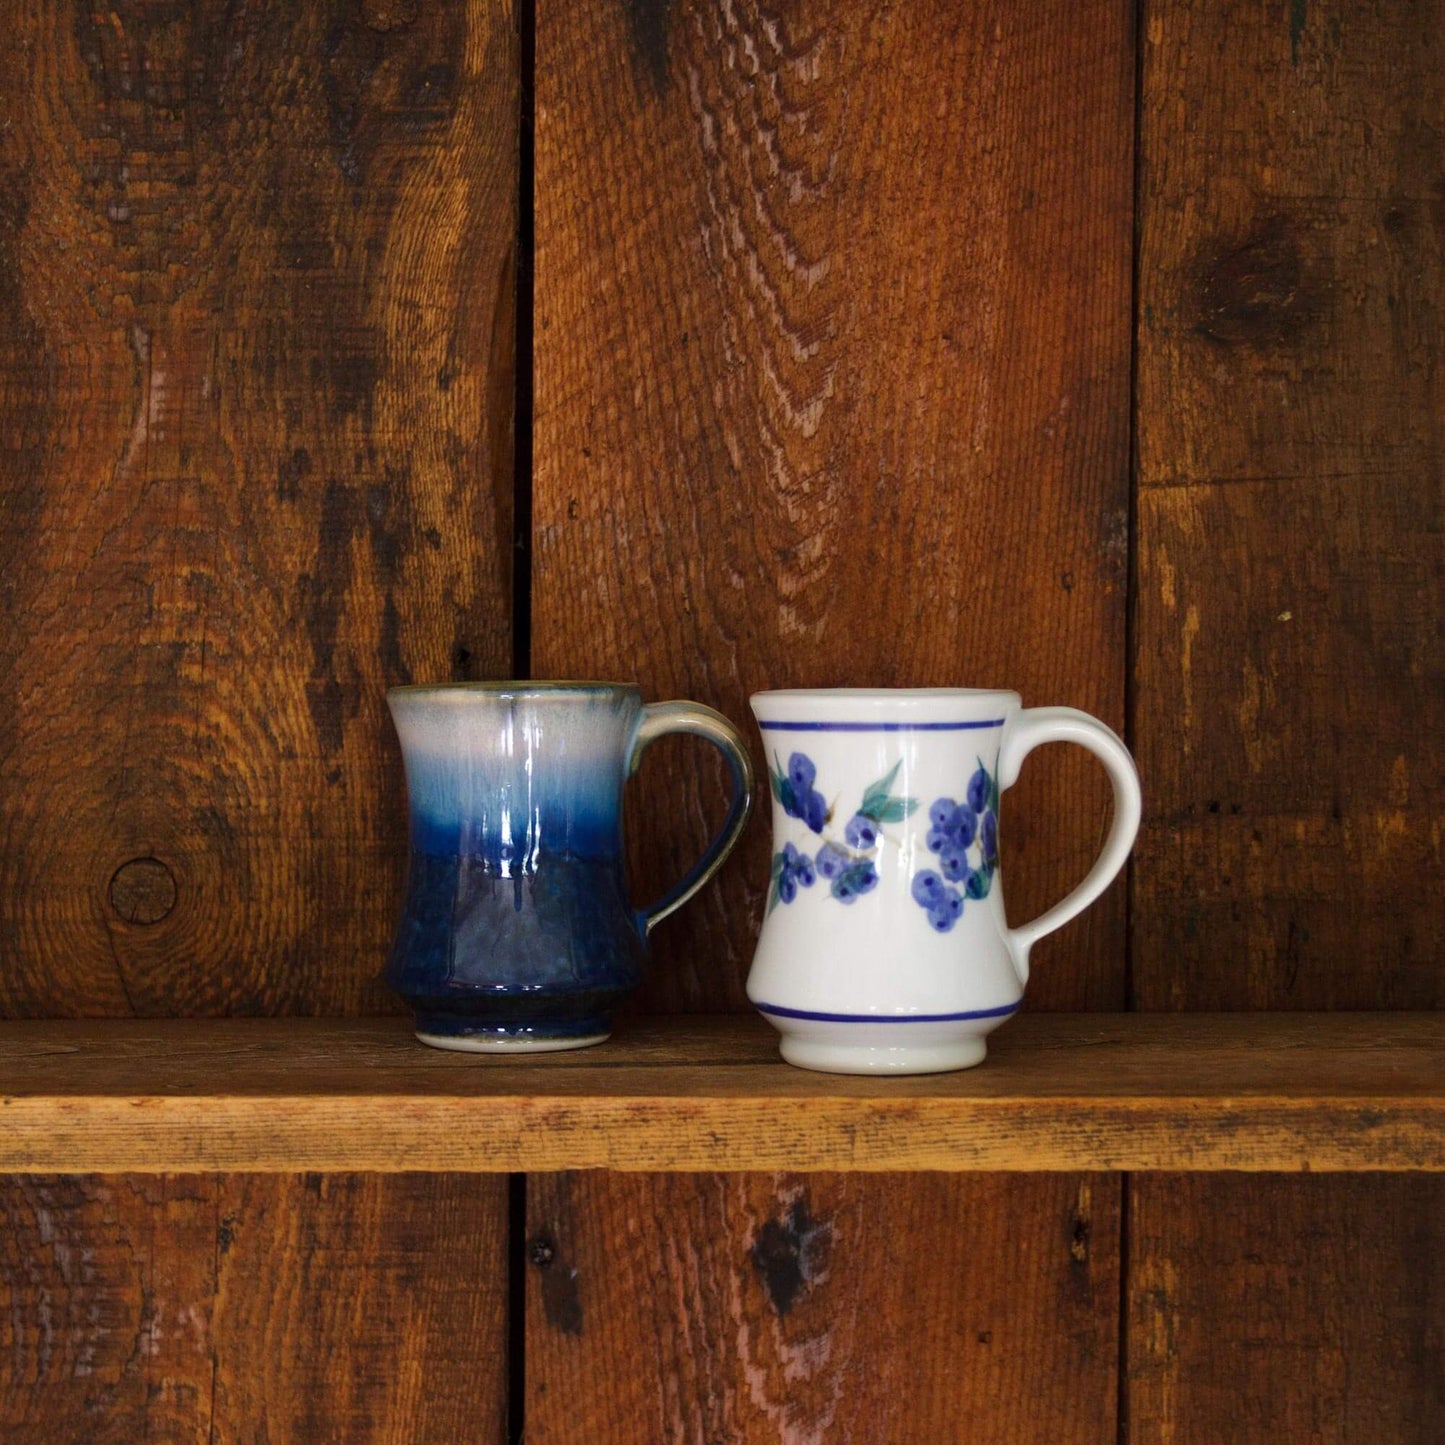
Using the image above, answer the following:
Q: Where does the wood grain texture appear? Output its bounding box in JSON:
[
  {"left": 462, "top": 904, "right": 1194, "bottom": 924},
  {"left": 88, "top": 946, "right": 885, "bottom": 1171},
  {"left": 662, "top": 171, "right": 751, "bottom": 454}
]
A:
[
  {"left": 5, "top": 1013, "right": 1439, "bottom": 1173},
  {"left": 1131, "top": 3, "right": 1445, "bottom": 1439},
  {"left": 0, "top": 1173, "right": 508, "bottom": 1443},
  {"left": 1127, "top": 1174, "right": 1445, "bottom": 1443},
  {"left": 527, "top": 1171, "right": 1119, "bottom": 1444},
  {"left": 0, "top": 6, "right": 517, "bottom": 1439},
  {"left": 1133, "top": 0, "right": 1443, "bottom": 1011},
  {"left": 533, "top": 0, "right": 1135, "bottom": 1014},
  {"left": 0, "top": 1175, "right": 216, "bottom": 1443},
  {"left": 208, "top": 1174, "right": 507, "bottom": 1444},
  {"left": 0, "top": 0, "right": 518, "bottom": 1018}
]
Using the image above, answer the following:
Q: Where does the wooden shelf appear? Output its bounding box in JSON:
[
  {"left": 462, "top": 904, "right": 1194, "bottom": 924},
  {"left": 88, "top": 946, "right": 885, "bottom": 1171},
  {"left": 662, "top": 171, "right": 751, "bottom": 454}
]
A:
[{"left": 0, "top": 1013, "right": 1440, "bottom": 1175}]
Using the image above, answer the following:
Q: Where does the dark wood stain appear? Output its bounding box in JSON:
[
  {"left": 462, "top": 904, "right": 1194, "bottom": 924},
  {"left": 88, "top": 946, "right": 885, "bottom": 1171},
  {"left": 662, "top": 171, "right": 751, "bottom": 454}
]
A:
[
  {"left": 1191, "top": 220, "right": 1320, "bottom": 346},
  {"left": 531, "top": 1232, "right": 585, "bottom": 1337},
  {"left": 622, "top": 0, "right": 673, "bottom": 95},
  {"left": 749, "top": 1194, "right": 831, "bottom": 1317}
]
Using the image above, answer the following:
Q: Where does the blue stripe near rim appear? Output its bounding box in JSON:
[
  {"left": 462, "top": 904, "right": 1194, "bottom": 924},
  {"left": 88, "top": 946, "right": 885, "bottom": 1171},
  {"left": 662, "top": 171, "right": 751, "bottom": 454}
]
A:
[
  {"left": 754, "top": 1001, "right": 1020, "bottom": 1024},
  {"left": 757, "top": 719, "right": 1006, "bottom": 733}
]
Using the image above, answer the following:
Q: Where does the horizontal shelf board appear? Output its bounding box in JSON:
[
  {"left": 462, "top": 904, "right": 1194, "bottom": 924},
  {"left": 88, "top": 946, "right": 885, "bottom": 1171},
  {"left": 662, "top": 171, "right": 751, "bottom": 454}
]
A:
[{"left": 0, "top": 1013, "right": 1440, "bottom": 1174}]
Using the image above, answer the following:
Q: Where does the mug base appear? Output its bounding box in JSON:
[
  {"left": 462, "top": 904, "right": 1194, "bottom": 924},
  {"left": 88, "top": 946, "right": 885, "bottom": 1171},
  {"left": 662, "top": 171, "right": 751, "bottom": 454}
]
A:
[
  {"left": 411, "top": 1011, "right": 613, "bottom": 1054},
  {"left": 416, "top": 1028, "right": 610, "bottom": 1054},
  {"left": 779, "top": 1034, "right": 988, "bottom": 1075}
]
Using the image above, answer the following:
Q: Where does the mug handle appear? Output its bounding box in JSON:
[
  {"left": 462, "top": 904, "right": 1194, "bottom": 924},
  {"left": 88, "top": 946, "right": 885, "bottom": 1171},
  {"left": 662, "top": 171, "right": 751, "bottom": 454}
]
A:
[
  {"left": 629, "top": 701, "right": 755, "bottom": 933},
  {"left": 997, "top": 707, "right": 1142, "bottom": 986}
]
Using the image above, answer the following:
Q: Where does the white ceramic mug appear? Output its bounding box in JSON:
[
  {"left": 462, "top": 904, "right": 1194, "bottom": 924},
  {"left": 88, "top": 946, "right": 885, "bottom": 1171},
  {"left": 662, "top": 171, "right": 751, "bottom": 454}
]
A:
[{"left": 747, "top": 689, "right": 1141, "bottom": 1074}]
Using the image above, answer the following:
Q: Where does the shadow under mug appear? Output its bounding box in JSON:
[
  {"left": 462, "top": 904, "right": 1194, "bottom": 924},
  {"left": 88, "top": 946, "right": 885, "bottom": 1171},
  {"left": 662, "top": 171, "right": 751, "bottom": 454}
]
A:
[{"left": 385, "top": 681, "right": 753, "bottom": 1051}]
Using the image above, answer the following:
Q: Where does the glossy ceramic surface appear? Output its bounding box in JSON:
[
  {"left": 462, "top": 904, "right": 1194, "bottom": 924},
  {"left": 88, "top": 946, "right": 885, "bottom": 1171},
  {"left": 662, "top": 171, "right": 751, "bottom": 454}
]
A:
[
  {"left": 747, "top": 688, "right": 1141, "bottom": 1074},
  {"left": 387, "top": 682, "right": 752, "bottom": 1052}
]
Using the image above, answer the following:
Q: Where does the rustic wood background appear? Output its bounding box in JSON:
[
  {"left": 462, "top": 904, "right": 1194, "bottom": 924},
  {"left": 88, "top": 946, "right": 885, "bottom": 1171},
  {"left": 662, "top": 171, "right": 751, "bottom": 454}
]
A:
[{"left": 1, "top": 0, "right": 1440, "bottom": 1441}]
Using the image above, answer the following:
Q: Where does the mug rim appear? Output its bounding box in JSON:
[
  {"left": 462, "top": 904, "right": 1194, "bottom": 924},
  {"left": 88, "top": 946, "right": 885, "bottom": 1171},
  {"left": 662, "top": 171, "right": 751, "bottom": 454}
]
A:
[
  {"left": 750, "top": 687, "right": 1022, "bottom": 726},
  {"left": 752, "top": 687, "right": 1021, "bottom": 701},
  {"left": 389, "top": 679, "right": 640, "bottom": 700}
]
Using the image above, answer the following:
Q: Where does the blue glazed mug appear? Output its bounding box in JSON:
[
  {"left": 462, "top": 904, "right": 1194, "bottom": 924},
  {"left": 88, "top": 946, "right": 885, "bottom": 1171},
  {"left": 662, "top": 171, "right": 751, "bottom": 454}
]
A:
[{"left": 385, "top": 682, "right": 753, "bottom": 1052}]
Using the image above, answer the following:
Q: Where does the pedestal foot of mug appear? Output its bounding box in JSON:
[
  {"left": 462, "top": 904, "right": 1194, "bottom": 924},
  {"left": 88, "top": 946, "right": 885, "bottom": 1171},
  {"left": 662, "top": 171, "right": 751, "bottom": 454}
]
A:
[
  {"left": 778, "top": 1034, "right": 988, "bottom": 1075},
  {"left": 412, "top": 1014, "right": 611, "bottom": 1054}
]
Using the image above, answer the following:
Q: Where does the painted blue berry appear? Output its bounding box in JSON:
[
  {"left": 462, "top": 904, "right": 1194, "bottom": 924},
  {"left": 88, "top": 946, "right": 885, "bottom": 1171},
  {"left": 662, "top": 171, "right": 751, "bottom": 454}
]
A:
[
  {"left": 929, "top": 797, "right": 958, "bottom": 830},
  {"left": 939, "top": 845, "right": 968, "bottom": 882},
  {"left": 794, "top": 855, "right": 816, "bottom": 887},
  {"left": 912, "top": 870, "right": 944, "bottom": 905},
  {"left": 967, "top": 765, "right": 990, "bottom": 814},
  {"left": 803, "top": 788, "right": 827, "bottom": 834},
  {"left": 783, "top": 841, "right": 801, "bottom": 865},
  {"left": 856, "top": 866, "right": 878, "bottom": 894},
  {"left": 949, "top": 805, "right": 978, "bottom": 848},
  {"left": 778, "top": 871, "right": 798, "bottom": 904},
  {"left": 926, "top": 827, "right": 951, "bottom": 854},
  {"left": 981, "top": 809, "right": 998, "bottom": 863},
  {"left": 833, "top": 877, "right": 857, "bottom": 903},
  {"left": 926, "top": 903, "right": 956, "bottom": 933},
  {"left": 788, "top": 753, "right": 816, "bottom": 792},
  {"left": 941, "top": 886, "right": 964, "bottom": 919},
  {"left": 844, "top": 813, "right": 878, "bottom": 849},
  {"left": 816, "top": 842, "right": 849, "bottom": 880}
]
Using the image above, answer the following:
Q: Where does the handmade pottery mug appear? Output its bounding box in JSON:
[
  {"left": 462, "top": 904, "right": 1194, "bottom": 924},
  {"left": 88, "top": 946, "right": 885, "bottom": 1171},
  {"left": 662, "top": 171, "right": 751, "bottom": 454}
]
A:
[
  {"left": 386, "top": 682, "right": 753, "bottom": 1051},
  {"left": 747, "top": 688, "right": 1141, "bottom": 1074}
]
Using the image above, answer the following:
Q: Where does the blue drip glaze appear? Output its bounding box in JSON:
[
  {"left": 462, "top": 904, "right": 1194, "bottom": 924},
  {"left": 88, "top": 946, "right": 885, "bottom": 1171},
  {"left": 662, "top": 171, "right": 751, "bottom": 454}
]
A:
[
  {"left": 385, "top": 851, "right": 645, "bottom": 1032},
  {"left": 385, "top": 686, "right": 649, "bottom": 1039}
]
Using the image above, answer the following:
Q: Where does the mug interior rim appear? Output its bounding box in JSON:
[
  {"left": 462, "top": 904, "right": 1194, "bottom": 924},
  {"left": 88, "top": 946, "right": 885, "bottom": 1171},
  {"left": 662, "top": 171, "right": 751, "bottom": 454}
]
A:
[
  {"left": 751, "top": 687, "right": 1022, "bottom": 703},
  {"left": 389, "top": 680, "right": 640, "bottom": 700}
]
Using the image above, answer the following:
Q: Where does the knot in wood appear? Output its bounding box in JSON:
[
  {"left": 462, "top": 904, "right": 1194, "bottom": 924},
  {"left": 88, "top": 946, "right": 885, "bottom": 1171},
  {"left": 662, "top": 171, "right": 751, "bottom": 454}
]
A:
[
  {"left": 109, "top": 857, "right": 177, "bottom": 925},
  {"left": 1191, "top": 220, "right": 1317, "bottom": 346}
]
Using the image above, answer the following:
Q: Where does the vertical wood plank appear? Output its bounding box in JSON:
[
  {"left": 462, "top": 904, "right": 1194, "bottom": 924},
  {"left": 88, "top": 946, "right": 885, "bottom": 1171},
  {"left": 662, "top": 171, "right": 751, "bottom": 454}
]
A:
[
  {"left": 210, "top": 1175, "right": 508, "bottom": 1444},
  {"left": 0, "top": 1174, "right": 509, "bottom": 1444},
  {"left": 528, "top": 1171, "right": 1120, "bottom": 1444},
  {"left": 531, "top": 4, "right": 1133, "bottom": 1433},
  {"left": 0, "top": 0, "right": 518, "bottom": 1017},
  {"left": 534, "top": 0, "right": 1135, "bottom": 1014},
  {"left": 1132, "top": 1, "right": 1444, "bottom": 1438},
  {"left": 1128, "top": 1175, "right": 1444, "bottom": 1442},
  {"left": 0, "top": 1176, "right": 217, "bottom": 1443},
  {"left": 1133, "top": 0, "right": 1442, "bottom": 1011},
  {"left": 0, "top": 5, "right": 518, "bottom": 1438}
]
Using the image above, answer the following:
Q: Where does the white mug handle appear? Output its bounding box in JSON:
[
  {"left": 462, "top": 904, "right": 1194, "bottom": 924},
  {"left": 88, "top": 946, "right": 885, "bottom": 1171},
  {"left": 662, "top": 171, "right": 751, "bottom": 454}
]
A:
[{"left": 997, "top": 707, "right": 1142, "bottom": 986}]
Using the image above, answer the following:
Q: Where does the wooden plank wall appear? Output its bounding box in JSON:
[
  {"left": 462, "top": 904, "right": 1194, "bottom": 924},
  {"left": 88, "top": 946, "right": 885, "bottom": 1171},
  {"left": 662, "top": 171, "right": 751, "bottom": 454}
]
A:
[
  {"left": 1129, "top": 0, "right": 1444, "bottom": 1438},
  {"left": 529, "top": 0, "right": 1134, "bottom": 1438},
  {"left": 0, "top": 1, "right": 516, "bottom": 1438},
  {"left": 0, "top": 0, "right": 1439, "bottom": 1440}
]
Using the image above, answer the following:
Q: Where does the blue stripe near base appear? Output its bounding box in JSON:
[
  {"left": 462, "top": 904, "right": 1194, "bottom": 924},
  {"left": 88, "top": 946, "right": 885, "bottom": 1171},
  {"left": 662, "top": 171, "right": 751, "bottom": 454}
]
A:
[
  {"left": 754, "top": 1001, "right": 1020, "bottom": 1024},
  {"left": 757, "top": 719, "right": 1006, "bottom": 733}
]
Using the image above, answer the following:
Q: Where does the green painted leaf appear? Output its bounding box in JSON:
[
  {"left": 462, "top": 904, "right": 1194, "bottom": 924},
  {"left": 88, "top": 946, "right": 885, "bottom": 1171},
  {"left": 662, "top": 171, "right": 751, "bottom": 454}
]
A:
[
  {"left": 860, "top": 760, "right": 902, "bottom": 811},
  {"left": 873, "top": 796, "right": 919, "bottom": 823},
  {"left": 767, "top": 873, "right": 781, "bottom": 915},
  {"left": 772, "top": 774, "right": 798, "bottom": 814},
  {"left": 965, "top": 868, "right": 991, "bottom": 900},
  {"left": 770, "top": 852, "right": 787, "bottom": 880}
]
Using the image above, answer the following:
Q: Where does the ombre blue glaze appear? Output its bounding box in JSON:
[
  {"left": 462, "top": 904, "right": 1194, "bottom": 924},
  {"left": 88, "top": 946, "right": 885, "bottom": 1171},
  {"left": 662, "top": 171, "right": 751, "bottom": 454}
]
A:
[
  {"left": 386, "top": 685, "right": 646, "bottom": 1044},
  {"left": 385, "top": 683, "right": 754, "bottom": 1051}
]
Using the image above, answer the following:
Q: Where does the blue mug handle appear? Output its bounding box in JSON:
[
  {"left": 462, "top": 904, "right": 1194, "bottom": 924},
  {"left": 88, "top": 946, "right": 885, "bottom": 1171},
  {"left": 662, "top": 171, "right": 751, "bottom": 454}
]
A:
[{"left": 629, "top": 701, "right": 755, "bottom": 933}]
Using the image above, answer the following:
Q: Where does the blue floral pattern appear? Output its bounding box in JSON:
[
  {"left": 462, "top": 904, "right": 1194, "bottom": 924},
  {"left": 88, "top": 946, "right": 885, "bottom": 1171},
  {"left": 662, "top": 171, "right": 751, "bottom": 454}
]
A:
[
  {"left": 910, "top": 759, "right": 1000, "bottom": 932},
  {"left": 767, "top": 753, "right": 917, "bottom": 912}
]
